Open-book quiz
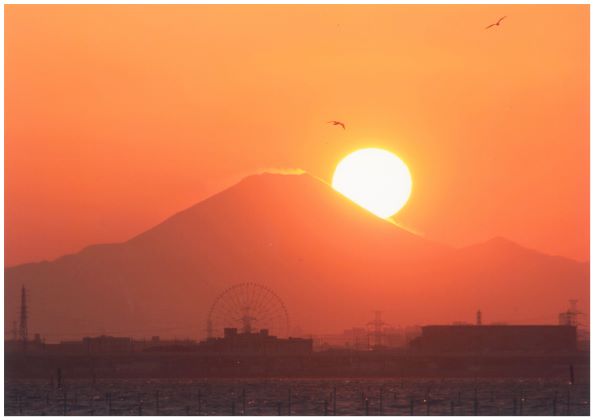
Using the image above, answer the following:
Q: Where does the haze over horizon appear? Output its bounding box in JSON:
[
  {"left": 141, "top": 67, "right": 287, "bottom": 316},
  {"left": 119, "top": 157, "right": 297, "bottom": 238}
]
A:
[{"left": 5, "top": 4, "right": 589, "bottom": 266}]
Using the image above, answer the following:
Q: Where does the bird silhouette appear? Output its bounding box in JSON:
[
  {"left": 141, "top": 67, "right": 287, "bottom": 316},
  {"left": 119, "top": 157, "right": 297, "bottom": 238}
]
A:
[
  {"left": 327, "top": 120, "right": 346, "bottom": 130},
  {"left": 485, "top": 16, "right": 506, "bottom": 29}
]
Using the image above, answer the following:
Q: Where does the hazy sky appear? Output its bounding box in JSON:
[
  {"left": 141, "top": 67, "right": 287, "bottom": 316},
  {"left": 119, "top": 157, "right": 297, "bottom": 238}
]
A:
[{"left": 5, "top": 4, "right": 589, "bottom": 266}]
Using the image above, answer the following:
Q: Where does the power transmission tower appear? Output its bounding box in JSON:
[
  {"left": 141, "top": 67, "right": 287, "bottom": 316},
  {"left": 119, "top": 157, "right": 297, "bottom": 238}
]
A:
[
  {"left": 367, "top": 311, "right": 387, "bottom": 349},
  {"left": 19, "top": 286, "right": 28, "bottom": 344},
  {"left": 559, "top": 300, "right": 582, "bottom": 327}
]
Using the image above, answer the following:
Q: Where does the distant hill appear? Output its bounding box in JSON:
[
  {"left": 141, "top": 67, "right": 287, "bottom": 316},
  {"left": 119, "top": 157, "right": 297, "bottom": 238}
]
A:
[{"left": 5, "top": 173, "right": 589, "bottom": 341}]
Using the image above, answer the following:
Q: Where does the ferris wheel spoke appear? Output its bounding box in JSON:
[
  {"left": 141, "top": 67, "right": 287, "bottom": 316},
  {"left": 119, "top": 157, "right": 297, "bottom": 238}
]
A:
[
  {"left": 217, "top": 298, "right": 241, "bottom": 326},
  {"left": 258, "top": 295, "right": 278, "bottom": 319},
  {"left": 247, "top": 283, "right": 257, "bottom": 310},
  {"left": 228, "top": 287, "right": 245, "bottom": 318},
  {"left": 207, "top": 283, "right": 289, "bottom": 338},
  {"left": 212, "top": 303, "right": 242, "bottom": 333},
  {"left": 252, "top": 285, "right": 269, "bottom": 316},
  {"left": 229, "top": 287, "right": 245, "bottom": 324}
]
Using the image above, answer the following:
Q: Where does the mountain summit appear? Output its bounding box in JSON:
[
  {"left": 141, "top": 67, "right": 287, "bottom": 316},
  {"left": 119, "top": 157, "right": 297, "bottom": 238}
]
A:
[{"left": 5, "top": 173, "right": 588, "bottom": 340}]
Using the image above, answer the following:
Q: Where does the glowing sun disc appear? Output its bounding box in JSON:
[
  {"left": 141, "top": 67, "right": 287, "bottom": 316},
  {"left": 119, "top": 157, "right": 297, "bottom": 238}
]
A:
[{"left": 332, "top": 148, "right": 412, "bottom": 218}]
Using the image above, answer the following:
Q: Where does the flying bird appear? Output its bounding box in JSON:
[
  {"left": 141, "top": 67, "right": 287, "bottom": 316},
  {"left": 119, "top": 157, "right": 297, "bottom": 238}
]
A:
[
  {"left": 327, "top": 120, "right": 346, "bottom": 130},
  {"left": 485, "top": 16, "right": 506, "bottom": 29}
]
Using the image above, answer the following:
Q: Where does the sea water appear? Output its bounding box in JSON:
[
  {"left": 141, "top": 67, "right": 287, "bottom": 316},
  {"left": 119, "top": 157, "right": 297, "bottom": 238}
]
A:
[{"left": 4, "top": 377, "right": 590, "bottom": 416}]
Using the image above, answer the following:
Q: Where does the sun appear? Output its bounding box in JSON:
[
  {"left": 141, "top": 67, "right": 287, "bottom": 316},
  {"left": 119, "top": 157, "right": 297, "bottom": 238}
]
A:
[{"left": 332, "top": 148, "right": 412, "bottom": 218}]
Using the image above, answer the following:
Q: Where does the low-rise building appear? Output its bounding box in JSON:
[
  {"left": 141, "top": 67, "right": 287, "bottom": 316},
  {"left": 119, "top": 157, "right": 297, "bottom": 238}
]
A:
[
  {"left": 198, "top": 328, "right": 313, "bottom": 355},
  {"left": 410, "top": 325, "right": 577, "bottom": 354}
]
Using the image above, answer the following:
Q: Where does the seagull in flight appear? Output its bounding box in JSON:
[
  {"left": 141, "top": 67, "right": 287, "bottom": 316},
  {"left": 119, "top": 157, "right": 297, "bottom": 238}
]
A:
[
  {"left": 327, "top": 120, "right": 346, "bottom": 130},
  {"left": 485, "top": 16, "right": 506, "bottom": 29}
]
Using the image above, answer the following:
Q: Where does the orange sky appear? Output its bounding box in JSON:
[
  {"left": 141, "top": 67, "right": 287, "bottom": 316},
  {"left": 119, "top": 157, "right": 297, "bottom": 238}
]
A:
[{"left": 5, "top": 4, "right": 589, "bottom": 266}]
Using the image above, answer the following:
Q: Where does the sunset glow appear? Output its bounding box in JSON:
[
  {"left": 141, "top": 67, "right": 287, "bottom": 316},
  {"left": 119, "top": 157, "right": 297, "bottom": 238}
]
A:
[
  {"left": 2, "top": 5, "right": 589, "bottom": 397},
  {"left": 332, "top": 148, "right": 412, "bottom": 218}
]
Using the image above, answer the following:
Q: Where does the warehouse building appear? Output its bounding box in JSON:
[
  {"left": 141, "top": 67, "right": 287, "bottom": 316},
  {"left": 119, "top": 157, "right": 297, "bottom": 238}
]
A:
[{"left": 410, "top": 325, "right": 577, "bottom": 353}]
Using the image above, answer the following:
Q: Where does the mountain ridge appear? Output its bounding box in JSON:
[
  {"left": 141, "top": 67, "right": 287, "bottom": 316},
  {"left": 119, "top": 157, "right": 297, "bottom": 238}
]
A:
[
  {"left": 8, "top": 173, "right": 585, "bottom": 269},
  {"left": 5, "top": 172, "right": 589, "bottom": 339}
]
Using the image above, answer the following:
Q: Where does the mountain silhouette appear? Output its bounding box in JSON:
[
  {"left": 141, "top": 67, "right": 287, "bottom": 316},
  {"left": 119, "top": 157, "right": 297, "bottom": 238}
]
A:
[{"left": 5, "top": 173, "right": 589, "bottom": 340}]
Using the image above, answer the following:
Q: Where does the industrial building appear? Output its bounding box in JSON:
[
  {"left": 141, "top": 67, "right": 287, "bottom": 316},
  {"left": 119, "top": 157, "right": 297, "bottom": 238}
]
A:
[
  {"left": 198, "top": 328, "right": 313, "bottom": 355},
  {"left": 410, "top": 325, "right": 577, "bottom": 354}
]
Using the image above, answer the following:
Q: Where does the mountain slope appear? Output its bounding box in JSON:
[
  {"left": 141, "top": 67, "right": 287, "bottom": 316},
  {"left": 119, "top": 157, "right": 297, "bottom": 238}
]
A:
[{"left": 5, "top": 173, "right": 588, "bottom": 340}]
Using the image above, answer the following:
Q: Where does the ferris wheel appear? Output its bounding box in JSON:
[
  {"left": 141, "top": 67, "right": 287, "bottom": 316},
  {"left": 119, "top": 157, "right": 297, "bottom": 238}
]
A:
[{"left": 206, "top": 283, "right": 290, "bottom": 338}]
